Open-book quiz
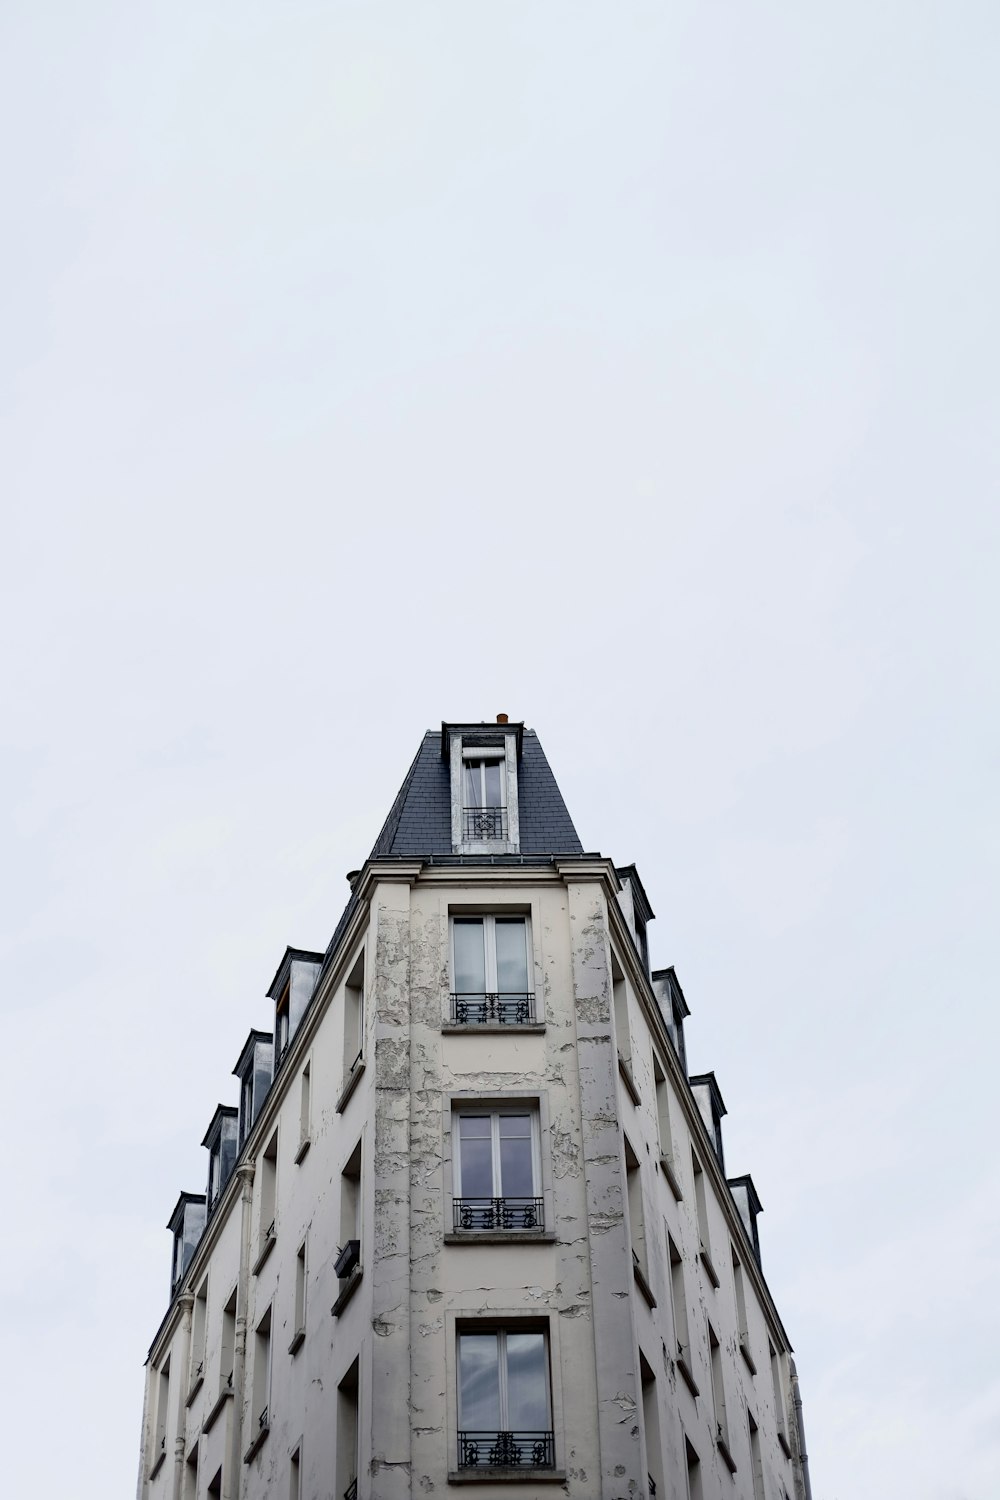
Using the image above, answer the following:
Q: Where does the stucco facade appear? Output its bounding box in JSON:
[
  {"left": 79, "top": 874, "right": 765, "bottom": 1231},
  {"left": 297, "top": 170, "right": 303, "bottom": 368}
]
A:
[{"left": 138, "top": 721, "right": 812, "bottom": 1500}]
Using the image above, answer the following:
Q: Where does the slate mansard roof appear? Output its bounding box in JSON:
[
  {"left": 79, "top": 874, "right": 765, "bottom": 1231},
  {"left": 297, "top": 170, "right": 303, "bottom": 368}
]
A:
[
  {"left": 321, "top": 727, "right": 583, "bottom": 970},
  {"left": 370, "top": 727, "right": 583, "bottom": 859}
]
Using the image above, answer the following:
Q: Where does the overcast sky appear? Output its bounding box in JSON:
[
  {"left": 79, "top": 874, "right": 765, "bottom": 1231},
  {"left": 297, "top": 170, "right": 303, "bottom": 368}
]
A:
[{"left": 2, "top": 4, "right": 998, "bottom": 1497}]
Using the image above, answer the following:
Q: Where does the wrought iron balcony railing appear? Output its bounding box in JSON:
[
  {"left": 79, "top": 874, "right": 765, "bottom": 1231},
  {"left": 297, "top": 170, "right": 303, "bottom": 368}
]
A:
[
  {"left": 450, "top": 992, "right": 535, "bottom": 1025},
  {"left": 462, "top": 806, "right": 508, "bottom": 841},
  {"left": 453, "top": 1196, "right": 544, "bottom": 1232},
  {"left": 458, "top": 1430, "right": 555, "bottom": 1469},
  {"left": 343, "top": 1481, "right": 358, "bottom": 1500}
]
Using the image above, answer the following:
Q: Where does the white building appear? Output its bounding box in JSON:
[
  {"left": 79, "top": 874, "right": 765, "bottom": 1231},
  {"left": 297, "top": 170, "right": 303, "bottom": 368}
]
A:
[{"left": 138, "top": 718, "right": 813, "bottom": 1500}]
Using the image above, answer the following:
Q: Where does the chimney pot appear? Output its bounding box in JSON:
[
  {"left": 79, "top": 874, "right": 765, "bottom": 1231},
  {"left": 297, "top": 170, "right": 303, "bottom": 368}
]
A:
[{"left": 496, "top": 713, "right": 509, "bottom": 724}]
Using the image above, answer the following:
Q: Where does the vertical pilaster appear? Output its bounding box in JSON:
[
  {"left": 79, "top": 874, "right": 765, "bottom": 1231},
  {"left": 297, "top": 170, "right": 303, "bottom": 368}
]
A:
[
  {"left": 566, "top": 878, "right": 642, "bottom": 1498},
  {"left": 369, "top": 880, "right": 414, "bottom": 1498}
]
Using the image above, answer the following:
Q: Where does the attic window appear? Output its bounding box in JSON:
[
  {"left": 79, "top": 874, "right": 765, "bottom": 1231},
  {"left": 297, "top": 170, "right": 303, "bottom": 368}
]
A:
[{"left": 445, "top": 724, "right": 521, "bottom": 854}]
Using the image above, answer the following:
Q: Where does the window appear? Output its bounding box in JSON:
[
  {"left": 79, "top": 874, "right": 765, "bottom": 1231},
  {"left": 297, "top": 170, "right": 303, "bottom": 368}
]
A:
[
  {"left": 748, "top": 1411, "right": 765, "bottom": 1500},
  {"left": 336, "top": 1358, "right": 359, "bottom": 1500},
  {"left": 183, "top": 1445, "right": 198, "bottom": 1500},
  {"left": 450, "top": 915, "right": 533, "bottom": 1024},
  {"left": 668, "top": 1235, "right": 698, "bottom": 1397},
  {"left": 291, "top": 1240, "right": 307, "bottom": 1351},
  {"left": 462, "top": 754, "right": 507, "bottom": 842},
  {"left": 732, "top": 1248, "right": 756, "bottom": 1373},
  {"left": 685, "top": 1436, "right": 703, "bottom": 1500},
  {"left": 289, "top": 1446, "right": 301, "bottom": 1500},
  {"left": 189, "top": 1279, "right": 208, "bottom": 1396},
  {"left": 153, "top": 1356, "right": 170, "bottom": 1471},
  {"left": 653, "top": 1053, "right": 682, "bottom": 1200},
  {"left": 692, "top": 1153, "right": 720, "bottom": 1287},
  {"left": 235, "top": 1031, "right": 274, "bottom": 1149},
  {"left": 220, "top": 1286, "right": 237, "bottom": 1395},
  {"left": 709, "top": 1323, "right": 736, "bottom": 1471},
  {"left": 640, "top": 1351, "right": 663, "bottom": 1497},
  {"left": 343, "top": 950, "right": 365, "bottom": 1084},
  {"left": 334, "top": 1139, "right": 362, "bottom": 1311},
  {"left": 453, "top": 1109, "right": 542, "bottom": 1231},
  {"left": 255, "top": 1130, "right": 278, "bottom": 1268},
  {"left": 275, "top": 982, "right": 291, "bottom": 1067},
  {"left": 207, "top": 1467, "right": 222, "bottom": 1498},
  {"left": 296, "top": 1061, "right": 311, "bottom": 1160},
  {"left": 770, "top": 1342, "right": 792, "bottom": 1458},
  {"left": 246, "top": 1306, "right": 272, "bottom": 1457},
  {"left": 624, "top": 1136, "right": 653, "bottom": 1303},
  {"left": 612, "top": 957, "right": 631, "bottom": 1067},
  {"left": 457, "top": 1327, "right": 554, "bottom": 1470}
]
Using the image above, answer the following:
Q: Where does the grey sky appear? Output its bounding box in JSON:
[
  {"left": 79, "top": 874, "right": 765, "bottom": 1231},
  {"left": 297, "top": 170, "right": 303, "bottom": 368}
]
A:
[{"left": 2, "top": 3, "right": 997, "bottom": 1496}]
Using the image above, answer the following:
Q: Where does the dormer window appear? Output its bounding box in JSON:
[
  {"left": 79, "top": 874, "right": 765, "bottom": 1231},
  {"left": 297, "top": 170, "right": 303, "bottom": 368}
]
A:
[
  {"left": 689, "top": 1072, "right": 728, "bottom": 1171},
  {"left": 167, "top": 1192, "right": 207, "bottom": 1297},
  {"left": 267, "top": 947, "right": 323, "bottom": 1076},
  {"left": 443, "top": 719, "right": 522, "bottom": 854},
  {"left": 233, "top": 1031, "right": 275, "bottom": 1149},
  {"left": 202, "top": 1106, "right": 238, "bottom": 1217},
  {"left": 463, "top": 756, "right": 507, "bottom": 841}
]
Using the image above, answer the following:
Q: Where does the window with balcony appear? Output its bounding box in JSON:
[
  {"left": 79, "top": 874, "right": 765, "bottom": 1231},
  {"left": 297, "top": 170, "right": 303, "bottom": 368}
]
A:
[
  {"left": 445, "top": 723, "right": 522, "bottom": 854},
  {"left": 333, "top": 1140, "right": 362, "bottom": 1314},
  {"left": 338, "top": 949, "right": 365, "bottom": 1109},
  {"left": 336, "top": 1358, "right": 359, "bottom": 1500},
  {"left": 668, "top": 1235, "right": 699, "bottom": 1398},
  {"left": 254, "top": 1131, "right": 278, "bottom": 1271},
  {"left": 289, "top": 1239, "right": 307, "bottom": 1354},
  {"left": 453, "top": 1108, "right": 542, "bottom": 1232},
  {"left": 456, "top": 1327, "right": 554, "bottom": 1471},
  {"left": 709, "top": 1322, "right": 736, "bottom": 1472},
  {"left": 188, "top": 1279, "right": 208, "bottom": 1400},
  {"left": 450, "top": 915, "right": 534, "bottom": 1025},
  {"left": 244, "top": 1306, "right": 271, "bottom": 1461},
  {"left": 463, "top": 755, "right": 507, "bottom": 841}
]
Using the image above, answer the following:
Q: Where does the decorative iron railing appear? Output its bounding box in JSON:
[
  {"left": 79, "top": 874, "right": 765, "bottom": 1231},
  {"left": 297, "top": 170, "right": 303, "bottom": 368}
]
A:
[
  {"left": 450, "top": 992, "right": 535, "bottom": 1025},
  {"left": 648, "top": 1476, "right": 657, "bottom": 1496},
  {"left": 343, "top": 1481, "right": 358, "bottom": 1500},
  {"left": 257, "top": 1405, "right": 268, "bottom": 1431},
  {"left": 458, "top": 1430, "right": 555, "bottom": 1469},
  {"left": 453, "top": 1196, "right": 544, "bottom": 1232},
  {"left": 462, "top": 806, "right": 508, "bottom": 841}
]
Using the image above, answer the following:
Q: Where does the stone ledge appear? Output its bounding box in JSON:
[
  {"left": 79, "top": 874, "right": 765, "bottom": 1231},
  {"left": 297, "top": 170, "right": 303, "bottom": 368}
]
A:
[
  {"left": 444, "top": 1231, "right": 557, "bottom": 1246},
  {"left": 448, "top": 1470, "right": 568, "bottom": 1485}
]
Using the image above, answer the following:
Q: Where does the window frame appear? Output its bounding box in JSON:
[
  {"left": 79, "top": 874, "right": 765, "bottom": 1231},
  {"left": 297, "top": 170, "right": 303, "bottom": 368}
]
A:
[
  {"left": 449, "top": 735, "right": 521, "bottom": 854},
  {"left": 453, "top": 1106, "right": 542, "bottom": 1232},
  {"left": 446, "top": 1314, "right": 564, "bottom": 1478},
  {"left": 444, "top": 1091, "right": 554, "bottom": 1243},
  {"left": 448, "top": 912, "right": 536, "bottom": 1027}
]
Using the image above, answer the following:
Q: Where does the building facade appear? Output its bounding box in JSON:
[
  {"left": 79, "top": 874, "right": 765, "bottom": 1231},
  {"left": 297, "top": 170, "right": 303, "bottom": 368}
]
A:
[{"left": 138, "top": 720, "right": 813, "bottom": 1500}]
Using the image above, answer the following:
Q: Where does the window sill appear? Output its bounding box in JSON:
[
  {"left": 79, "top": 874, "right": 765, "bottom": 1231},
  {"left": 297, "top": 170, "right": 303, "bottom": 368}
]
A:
[
  {"left": 739, "top": 1340, "right": 757, "bottom": 1376},
  {"left": 677, "top": 1355, "right": 700, "bottom": 1399},
  {"left": 288, "top": 1327, "right": 305, "bottom": 1355},
  {"left": 448, "top": 1470, "right": 567, "bottom": 1485},
  {"left": 443, "top": 1022, "right": 546, "bottom": 1035},
  {"left": 332, "top": 1265, "right": 363, "bottom": 1317},
  {"left": 658, "top": 1154, "right": 683, "bottom": 1201},
  {"left": 617, "top": 1054, "right": 641, "bottom": 1106},
  {"left": 185, "top": 1373, "right": 204, "bottom": 1408},
  {"left": 294, "top": 1136, "right": 311, "bottom": 1165},
  {"left": 632, "top": 1260, "right": 657, "bottom": 1309},
  {"left": 777, "top": 1432, "right": 793, "bottom": 1461},
  {"left": 717, "top": 1436, "right": 737, "bottom": 1475},
  {"left": 202, "top": 1386, "right": 233, "bottom": 1436},
  {"left": 444, "top": 1230, "right": 556, "bottom": 1246},
  {"left": 699, "top": 1247, "right": 720, "bottom": 1288},
  {"left": 336, "top": 1058, "right": 366, "bottom": 1114},
  {"left": 243, "top": 1423, "right": 270, "bottom": 1464},
  {"left": 252, "top": 1233, "right": 276, "bottom": 1276},
  {"left": 148, "top": 1449, "right": 167, "bottom": 1480}
]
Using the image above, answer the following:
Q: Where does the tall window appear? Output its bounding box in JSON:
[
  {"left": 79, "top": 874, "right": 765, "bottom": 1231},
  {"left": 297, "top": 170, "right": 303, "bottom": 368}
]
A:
[
  {"left": 624, "top": 1136, "right": 649, "bottom": 1292},
  {"left": 668, "top": 1235, "right": 698, "bottom": 1397},
  {"left": 154, "top": 1357, "right": 170, "bottom": 1466},
  {"left": 220, "top": 1287, "right": 237, "bottom": 1395},
  {"left": 190, "top": 1280, "right": 208, "bottom": 1393},
  {"left": 336, "top": 1358, "right": 359, "bottom": 1500},
  {"left": 640, "top": 1351, "right": 663, "bottom": 1496},
  {"left": 343, "top": 951, "right": 365, "bottom": 1084},
  {"left": 463, "top": 756, "right": 506, "bottom": 841},
  {"left": 692, "top": 1152, "right": 719, "bottom": 1286},
  {"left": 451, "top": 916, "right": 533, "bottom": 1024},
  {"left": 770, "top": 1342, "right": 792, "bottom": 1457},
  {"left": 748, "top": 1412, "right": 766, "bottom": 1500},
  {"left": 457, "top": 1328, "right": 554, "bottom": 1470},
  {"left": 291, "top": 1239, "right": 307, "bottom": 1351},
  {"left": 709, "top": 1322, "right": 735, "bottom": 1470},
  {"left": 257, "top": 1131, "right": 278, "bottom": 1262},
  {"left": 732, "top": 1248, "right": 756, "bottom": 1372},
  {"left": 453, "top": 1109, "right": 542, "bottom": 1230},
  {"left": 251, "top": 1306, "right": 272, "bottom": 1438}
]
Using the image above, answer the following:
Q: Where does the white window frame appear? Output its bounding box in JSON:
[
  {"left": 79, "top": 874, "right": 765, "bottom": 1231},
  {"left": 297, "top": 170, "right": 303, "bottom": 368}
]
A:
[
  {"left": 454, "top": 1107, "right": 542, "bottom": 1200},
  {"left": 449, "top": 737, "right": 520, "bottom": 854},
  {"left": 450, "top": 914, "right": 533, "bottom": 1011},
  {"left": 456, "top": 1326, "right": 554, "bottom": 1466}
]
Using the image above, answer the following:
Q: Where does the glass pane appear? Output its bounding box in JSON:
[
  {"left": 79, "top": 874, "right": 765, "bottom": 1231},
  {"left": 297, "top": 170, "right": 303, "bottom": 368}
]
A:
[
  {"left": 505, "top": 1333, "right": 548, "bottom": 1429},
  {"left": 498, "top": 1119, "right": 533, "bottom": 1197},
  {"left": 454, "top": 921, "right": 486, "bottom": 995},
  {"left": 484, "top": 761, "right": 503, "bottom": 807},
  {"left": 495, "top": 920, "right": 528, "bottom": 993},
  {"left": 464, "top": 763, "right": 482, "bottom": 808},
  {"left": 459, "top": 1334, "right": 500, "bottom": 1429},
  {"left": 459, "top": 1117, "right": 494, "bottom": 1196}
]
